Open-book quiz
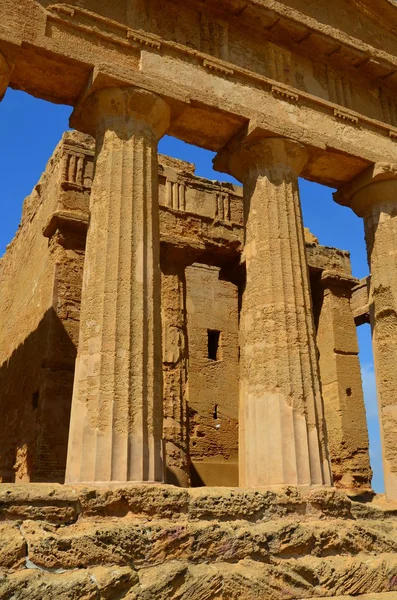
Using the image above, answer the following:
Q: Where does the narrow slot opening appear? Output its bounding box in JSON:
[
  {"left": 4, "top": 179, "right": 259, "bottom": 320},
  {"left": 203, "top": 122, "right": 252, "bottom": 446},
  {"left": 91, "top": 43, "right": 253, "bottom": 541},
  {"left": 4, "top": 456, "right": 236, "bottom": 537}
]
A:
[
  {"left": 207, "top": 329, "right": 221, "bottom": 361},
  {"left": 32, "top": 391, "right": 39, "bottom": 410}
]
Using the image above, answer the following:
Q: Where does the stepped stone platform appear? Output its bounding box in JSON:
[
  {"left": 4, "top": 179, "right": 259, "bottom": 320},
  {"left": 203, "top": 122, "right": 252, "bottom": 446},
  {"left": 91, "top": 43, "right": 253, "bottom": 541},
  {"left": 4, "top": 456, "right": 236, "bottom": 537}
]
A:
[{"left": 1, "top": 484, "right": 397, "bottom": 599}]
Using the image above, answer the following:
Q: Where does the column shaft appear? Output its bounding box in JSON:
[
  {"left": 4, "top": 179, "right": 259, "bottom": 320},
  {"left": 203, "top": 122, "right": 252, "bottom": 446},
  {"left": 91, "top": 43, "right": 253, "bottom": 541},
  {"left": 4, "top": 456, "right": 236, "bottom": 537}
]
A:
[
  {"left": 334, "top": 167, "right": 397, "bottom": 501},
  {"left": 66, "top": 87, "right": 170, "bottom": 483},
  {"left": 235, "top": 138, "right": 331, "bottom": 487},
  {"left": 365, "top": 197, "right": 397, "bottom": 500}
]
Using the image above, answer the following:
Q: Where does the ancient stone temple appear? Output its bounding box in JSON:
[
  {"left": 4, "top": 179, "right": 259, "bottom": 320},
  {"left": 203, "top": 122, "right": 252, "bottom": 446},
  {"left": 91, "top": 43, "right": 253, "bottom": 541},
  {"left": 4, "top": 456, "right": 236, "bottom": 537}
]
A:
[{"left": 0, "top": 0, "right": 397, "bottom": 598}]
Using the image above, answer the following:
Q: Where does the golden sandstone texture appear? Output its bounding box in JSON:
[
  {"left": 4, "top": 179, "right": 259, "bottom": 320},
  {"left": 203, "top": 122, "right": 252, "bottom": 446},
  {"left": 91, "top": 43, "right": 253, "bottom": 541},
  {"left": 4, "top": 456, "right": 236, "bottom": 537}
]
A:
[
  {"left": 1, "top": 0, "right": 397, "bottom": 598},
  {"left": 1, "top": 485, "right": 397, "bottom": 600},
  {"left": 0, "top": 131, "right": 371, "bottom": 492}
]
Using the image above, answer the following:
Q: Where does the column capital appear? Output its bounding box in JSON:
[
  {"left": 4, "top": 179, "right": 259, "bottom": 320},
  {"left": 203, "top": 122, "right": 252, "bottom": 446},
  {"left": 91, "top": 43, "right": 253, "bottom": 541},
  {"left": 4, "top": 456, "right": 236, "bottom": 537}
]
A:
[
  {"left": 214, "top": 135, "right": 308, "bottom": 183},
  {"left": 0, "top": 52, "right": 12, "bottom": 100},
  {"left": 70, "top": 86, "right": 171, "bottom": 140},
  {"left": 321, "top": 270, "right": 359, "bottom": 293},
  {"left": 334, "top": 162, "right": 397, "bottom": 217}
]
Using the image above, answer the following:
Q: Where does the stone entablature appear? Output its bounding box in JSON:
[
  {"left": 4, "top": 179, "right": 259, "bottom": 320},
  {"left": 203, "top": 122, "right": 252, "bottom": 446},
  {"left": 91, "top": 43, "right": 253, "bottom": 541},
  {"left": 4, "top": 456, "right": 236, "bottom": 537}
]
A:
[
  {"left": 1, "top": 1, "right": 397, "bottom": 187},
  {"left": 42, "top": 0, "right": 397, "bottom": 133}
]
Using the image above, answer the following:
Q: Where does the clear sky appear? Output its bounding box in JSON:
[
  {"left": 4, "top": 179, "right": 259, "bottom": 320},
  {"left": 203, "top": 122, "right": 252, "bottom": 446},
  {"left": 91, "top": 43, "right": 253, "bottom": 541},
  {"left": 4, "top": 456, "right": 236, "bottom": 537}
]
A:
[{"left": 0, "top": 89, "right": 383, "bottom": 492}]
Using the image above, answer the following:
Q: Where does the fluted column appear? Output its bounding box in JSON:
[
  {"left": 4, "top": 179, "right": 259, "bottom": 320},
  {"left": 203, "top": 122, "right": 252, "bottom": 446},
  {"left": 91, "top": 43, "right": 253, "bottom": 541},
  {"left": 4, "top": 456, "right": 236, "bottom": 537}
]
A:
[
  {"left": 0, "top": 52, "right": 11, "bottom": 100},
  {"left": 335, "top": 164, "right": 397, "bottom": 501},
  {"left": 215, "top": 136, "right": 332, "bottom": 487},
  {"left": 65, "top": 87, "right": 171, "bottom": 483}
]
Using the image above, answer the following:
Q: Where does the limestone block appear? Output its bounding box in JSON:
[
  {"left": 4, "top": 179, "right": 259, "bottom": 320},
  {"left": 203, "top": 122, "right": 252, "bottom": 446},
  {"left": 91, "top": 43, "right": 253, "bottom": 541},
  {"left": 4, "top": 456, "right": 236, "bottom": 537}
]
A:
[
  {"left": 0, "top": 566, "right": 136, "bottom": 600},
  {"left": 1, "top": 485, "right": 397, "bottom": 599},
  {"left": 319, "top": 288, "right": 359, "bottom": 354},
  {"left": 0, "top": 523, "right": 26, "bottom": 570},
  {"left": 78, "top": 485, "right": 190, "bottom": 519},
  {"left": 0, "top": 485, "right": 79, "bottom": 523},
  {"left": 162, "top": 326, "right": 183, "bottom": 365},
  {"left": 15, "top": 497, "right": 397, "bottom": 573}
]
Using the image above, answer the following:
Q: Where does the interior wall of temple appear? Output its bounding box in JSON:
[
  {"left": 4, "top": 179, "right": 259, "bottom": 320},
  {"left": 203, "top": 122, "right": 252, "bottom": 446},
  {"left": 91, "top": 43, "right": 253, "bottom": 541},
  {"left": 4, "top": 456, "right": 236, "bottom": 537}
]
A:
[
  {"left": 161, "top": 257, "right": 190, "bottom": 487},
  {"left": 310, "top": 272, "right": 372, "bottom": 490},
  {"left": 185, "top": 263, "right": 239, "bottom": 487}
]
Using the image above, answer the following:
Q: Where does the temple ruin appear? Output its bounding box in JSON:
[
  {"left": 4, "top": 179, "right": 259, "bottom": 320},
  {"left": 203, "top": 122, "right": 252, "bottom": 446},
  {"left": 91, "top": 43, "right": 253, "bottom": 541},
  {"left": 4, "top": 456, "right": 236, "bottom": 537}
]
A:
[
  {"left": 0, "top": 130, "right": 373, "bottom": 492},
  {"left": 1, "top": 0, "right": 397, "bottom": 598}
]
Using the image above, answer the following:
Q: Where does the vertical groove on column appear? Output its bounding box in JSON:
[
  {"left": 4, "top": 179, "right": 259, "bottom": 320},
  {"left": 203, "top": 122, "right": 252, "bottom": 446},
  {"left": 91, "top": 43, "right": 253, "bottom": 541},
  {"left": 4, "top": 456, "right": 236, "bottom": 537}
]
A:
[
  {"left": 275, "top": 177, "right": 295, "bottom": 483},
  {"left": 290, "top": 176, "right": 328, "bottom": 484},
  {"left": 291, "top": 177, "right": 319, "bottom": 482},
  {"left": 282, "top": 177, "right": 307, "bottom": 484}
]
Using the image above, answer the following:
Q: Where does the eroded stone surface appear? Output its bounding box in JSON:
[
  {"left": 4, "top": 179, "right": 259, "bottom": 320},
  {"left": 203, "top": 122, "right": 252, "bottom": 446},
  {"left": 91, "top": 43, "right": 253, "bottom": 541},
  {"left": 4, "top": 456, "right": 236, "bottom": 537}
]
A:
[
  {"left": 314, "top": 271, "right": 372, "bottom": 491},
  {"left": 1, "top": 485, "right": 397, "bottom": 599}
]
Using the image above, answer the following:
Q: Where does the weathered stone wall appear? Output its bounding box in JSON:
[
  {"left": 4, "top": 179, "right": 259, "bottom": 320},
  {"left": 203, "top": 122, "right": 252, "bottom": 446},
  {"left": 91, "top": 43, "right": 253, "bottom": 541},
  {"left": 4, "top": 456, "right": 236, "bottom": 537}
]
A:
[
  {"left": 312, "top": 271, "right": 372, "bottom": 491},
  {"left": 161, "top": 256, "right": 190, "bottom": 487},
  {"left": 1, "top": 484, "right": 397, "bottom": 599},
  {"left": 0, "top": 132, "right": 93, "bottom": 484},
  {"left": 0, "top": 142, "right": 70, "bottom": 482},
  {"left": 186, "top": 263, "right": 239, "bottom": 486}
]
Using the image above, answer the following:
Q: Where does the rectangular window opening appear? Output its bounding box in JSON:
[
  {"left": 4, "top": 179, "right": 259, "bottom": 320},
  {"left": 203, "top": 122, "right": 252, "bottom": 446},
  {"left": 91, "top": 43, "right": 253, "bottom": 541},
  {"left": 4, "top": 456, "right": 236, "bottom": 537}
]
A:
[{"left": 208, "top": 329, "right": 221, "bottom": 361}]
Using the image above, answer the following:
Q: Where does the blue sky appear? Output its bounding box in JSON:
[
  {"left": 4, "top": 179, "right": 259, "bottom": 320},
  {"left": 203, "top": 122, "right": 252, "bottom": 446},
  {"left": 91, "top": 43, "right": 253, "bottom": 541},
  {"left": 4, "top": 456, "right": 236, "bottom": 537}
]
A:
[{"left": 0, "top": 89, "right": 383, "bottom": 492}]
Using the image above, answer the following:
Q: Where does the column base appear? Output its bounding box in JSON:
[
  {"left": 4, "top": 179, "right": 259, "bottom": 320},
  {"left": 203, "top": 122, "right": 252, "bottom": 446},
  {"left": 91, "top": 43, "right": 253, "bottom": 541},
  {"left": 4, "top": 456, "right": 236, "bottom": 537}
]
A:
[{"left": 64, "top": 480, "right": 167, "bottom": 487}]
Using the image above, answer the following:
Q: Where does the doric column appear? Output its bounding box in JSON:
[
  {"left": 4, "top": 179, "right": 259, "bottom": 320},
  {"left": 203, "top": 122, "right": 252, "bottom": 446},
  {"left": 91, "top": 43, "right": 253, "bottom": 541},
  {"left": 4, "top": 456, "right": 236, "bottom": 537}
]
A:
[
  {"left": 0, "top": 52, "right": 11, "bottom": 100},
  {"left": 315, "top": 270, "right": 372, "bottom": 492},
  {"left": 215, "top": 136, "right": 332, "bottom": 487},
  {"left": 65, "top": 87, "right": 171, "bottom": 483},
  {"left": 335, "top": 164, "right": 397, "bottom": 501}
]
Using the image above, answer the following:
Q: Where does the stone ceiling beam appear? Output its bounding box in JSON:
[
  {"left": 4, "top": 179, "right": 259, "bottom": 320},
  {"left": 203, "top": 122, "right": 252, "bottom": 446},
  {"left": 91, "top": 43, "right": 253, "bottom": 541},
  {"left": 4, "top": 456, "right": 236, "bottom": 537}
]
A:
[{"left": 0, "top": 51, "right": 12, "bottom": 101}]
